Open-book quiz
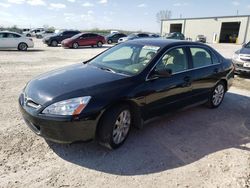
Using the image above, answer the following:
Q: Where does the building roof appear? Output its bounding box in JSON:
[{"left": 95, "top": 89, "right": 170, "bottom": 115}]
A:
[{"left": 161, "top": 15, "right": 250, "bottom": 21}]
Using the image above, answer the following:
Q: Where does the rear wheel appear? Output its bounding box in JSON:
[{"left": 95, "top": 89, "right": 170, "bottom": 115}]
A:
[
  {"left": 107, "top": 39, "right": 112, "bottom": 44},
  {"left": 72, "top": 42, "right": 79, "bottom": 49},
  {"left": 97, "top": 105, "right": 131, "bottom": 149},
  {"left": 97, "top": 41, "right": 103, "bottom": 48},
  {"left": 51, "top": 40, "right": 58, "bottom": 47},
  {"left": 18, "top": 43, "right": 28, "bottom": 51},
  {"left": 207, "top": 81, "right": 226, "bottom": 108}
]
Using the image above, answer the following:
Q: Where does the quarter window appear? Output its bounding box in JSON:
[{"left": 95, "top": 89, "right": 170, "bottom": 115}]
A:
[
  {"left": 155, "top": 48, "right": 188, "bottom": 74},
  {"left": 190, "top": 48, "right": 213, "bottom": 68}
]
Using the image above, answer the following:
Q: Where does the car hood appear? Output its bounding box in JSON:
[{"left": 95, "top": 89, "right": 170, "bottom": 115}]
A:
[
  {"left": 239, "top": 47, "right": 250, "bottom": 54},
  {"left": 24, "top": 63, "right": 129, "bottom": 106}
]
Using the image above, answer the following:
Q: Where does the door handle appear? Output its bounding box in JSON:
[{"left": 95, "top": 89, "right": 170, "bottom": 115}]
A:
[{"left": 182, "top": 76, "right": 192, "bottom": 87}]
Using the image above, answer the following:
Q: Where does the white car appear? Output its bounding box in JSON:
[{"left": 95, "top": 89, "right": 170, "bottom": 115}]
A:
[{"left": 0, "top": 31, "right": 34, "bottom": 51}]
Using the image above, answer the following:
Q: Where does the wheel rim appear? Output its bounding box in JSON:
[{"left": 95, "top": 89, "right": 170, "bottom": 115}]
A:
[
  {"left": 113, "top": 110, "right": 131, "bottom": 145},
  {"left": 52, "top": 41, "right": 57, "bottom": 46},
  {"left": 20, "top": 43, "right": 27, "bottom": 50},
  {"left": 212, "top": 84, "right": 225, "bottom": 106},
  {"left": 98, "top": 42, "right": 102, "bottom": 47},
  {"left": 73, "top": 43, "right": 78, "bottom": 48},
  {"left": 108, "top": 40, "right": 112, "bottom": 44}
]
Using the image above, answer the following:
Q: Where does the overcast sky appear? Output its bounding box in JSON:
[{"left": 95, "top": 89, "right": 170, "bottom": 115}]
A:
[{"left": 0, "top": 0, "right": 250, "bottom": 32}]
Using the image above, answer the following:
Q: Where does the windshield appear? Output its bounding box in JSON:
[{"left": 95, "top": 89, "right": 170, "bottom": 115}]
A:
[
  {"left": 71, "top": 33, "right": 82, "bottom": 39},
  {"left": 245, "top": 42, "right": 250, "bottom": 48},
  {"left": 128, "top": 34, "right": 137, "bottom": 39},
  {"left": 89, "top": 43, "right": 161, "bottom": 76}
]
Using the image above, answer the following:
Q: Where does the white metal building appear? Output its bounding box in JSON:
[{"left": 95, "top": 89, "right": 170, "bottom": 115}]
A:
[{"left": 161, "top": 15, "right": 250, "bottom": 44}]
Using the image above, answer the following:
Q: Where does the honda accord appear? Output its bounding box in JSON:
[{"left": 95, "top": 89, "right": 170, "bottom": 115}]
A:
[{"left": 19, "top": 39, "right": 234, "bottom": 149}]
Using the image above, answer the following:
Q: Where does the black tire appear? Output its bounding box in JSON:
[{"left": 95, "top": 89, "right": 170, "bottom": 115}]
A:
[
  {"left": 72, "top": 42, "right": 79, "bottom": 49},
  {"left": 97, "top": 105, "right": 132, "bottom": 149},
  {"left": 18, "top": 43, "right": 28, "bottom": 51},
  {"left": 107, "top": 39, "right": 112, "bottom": 44},
  {"left": 207, "top": 81, "right": 226, "bottom": 108},
  {"left": 97, "top": 41, "right": 103, "bottom": 48},
  {"left": 51, "top": 40, "right": 58, "bottom": 47},
  {"left": 26, "top": 34, "right": 31, "bottom": 37}
]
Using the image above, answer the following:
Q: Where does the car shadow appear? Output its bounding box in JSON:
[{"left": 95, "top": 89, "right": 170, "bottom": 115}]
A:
[
  {"left": 47, "top": 92, "right": 250, "bottom": 176},
  {"left": 0, "top": 49, "right": 45, "bottom": 52},
  {"left": 62, "top": 46, "right": 111, "bottom": 50}
]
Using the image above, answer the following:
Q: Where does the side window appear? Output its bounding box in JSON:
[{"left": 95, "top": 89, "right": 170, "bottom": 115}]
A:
[
  {"left": 13, "top": 34, "right": 21, "bottom": 38},
  {"left": 103, "top": 46, "right": 133, "bottom": 62},
  {"left": 190, "top": 48, "right": 213, "bottom": 68},
  {"left": 0, "top": 33, "right": 7, "bottom": 38},
  {"left": 155, "top": 48, "right": 188, "bottom": 74}
]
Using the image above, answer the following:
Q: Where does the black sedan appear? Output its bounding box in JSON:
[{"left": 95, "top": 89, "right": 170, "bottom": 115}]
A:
[{"left": 19, "top": 39, "right": 234, "bottom": 149}]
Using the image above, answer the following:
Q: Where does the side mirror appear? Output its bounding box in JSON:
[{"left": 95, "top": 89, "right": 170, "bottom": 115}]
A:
[{"left": 149, "top": 68, "right": 172, "bottom": 80}]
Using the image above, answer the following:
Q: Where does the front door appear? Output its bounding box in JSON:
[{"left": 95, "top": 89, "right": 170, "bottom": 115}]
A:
[{"left": 144, "top": 47, "right": 193, "bottom": 119}]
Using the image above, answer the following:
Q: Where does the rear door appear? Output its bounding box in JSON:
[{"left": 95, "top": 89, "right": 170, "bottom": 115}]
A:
[
  {"left": 0, "top": 33, "right": 8, "bottom": 48},
  {"left": 187, "top": 46, "right": 222, "bottom": 102},
  {"left": 5, "top": 33, "right": 21, "bottom": 48},
  {"left": 144, "top": 47, "right": 193, "bottom": 118}
]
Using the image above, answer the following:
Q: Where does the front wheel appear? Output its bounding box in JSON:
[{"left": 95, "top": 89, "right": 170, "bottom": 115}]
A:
[
  {"left": 207, "top": 82, "right": 226, "bottom": 108},
  {"left": 72, "top": 42, "right": 79, "bottom": 49},
  {"left": 97, "top": 105, "right": 132, "bottom": 149}
]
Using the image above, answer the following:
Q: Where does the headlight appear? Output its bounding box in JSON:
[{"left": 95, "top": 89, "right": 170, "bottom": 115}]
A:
[
  {"left": 42, "top": 96, "right": 91, "bottom": 116},
  {"left": 232, "top": 51, "right": 240, "bottom": 60}
]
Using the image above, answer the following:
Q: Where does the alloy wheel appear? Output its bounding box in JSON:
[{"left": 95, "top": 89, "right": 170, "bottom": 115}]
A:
[
  {"left": 212, "top": 84, "right": 225, "bottom": 106},
  {"left": 112, "top": 110, "right": 131, "bottom": 145}
]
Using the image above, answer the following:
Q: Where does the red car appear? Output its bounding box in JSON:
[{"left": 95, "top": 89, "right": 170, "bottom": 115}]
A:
[{"left": 61, "top": 33, "right": 106, "bottom": 49}]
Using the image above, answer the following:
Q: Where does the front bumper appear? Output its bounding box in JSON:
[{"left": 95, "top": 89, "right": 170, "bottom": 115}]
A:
[
  {"left": 19, "top": 98, "right": 99, "bottom": 144},
  {"left": 232, "top": 59, "right": 250, "bottom": 74}
]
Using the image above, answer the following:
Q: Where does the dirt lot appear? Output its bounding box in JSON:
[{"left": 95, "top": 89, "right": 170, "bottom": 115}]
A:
[{"left": 0, "top": 40, "right": 250, "bottom": 188}]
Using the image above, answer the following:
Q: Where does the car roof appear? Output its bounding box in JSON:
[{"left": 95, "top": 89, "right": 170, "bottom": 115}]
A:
[
  {"left": 0, "top": 31, "right": 22, "bottom": 35},
  {"left": 126, "top": 38, "right": 209, "bottom": 48}
]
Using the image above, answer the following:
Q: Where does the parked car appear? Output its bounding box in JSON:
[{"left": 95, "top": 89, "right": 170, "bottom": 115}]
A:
[
  {"left": 196, "top": 35, "right": 207, "bottom": 43},
  {"left": 105, "top": 33, "right": 127, "bottom": 44},
  {"left": 62, "top": 33, "right": 106, "bottom": 48},
  {"left": 232, "top": 42, "right": 250, "bottom": 74},
  {"left": 0, "top": 31, "right": 34, "bottom": 51},
  {"left": 118, "top": 33, "right": 149, "bottom": 43},
  {"left": 42, "top": 30, "right": 81, "bottom": 47},
  {"left": 166, "top": 32, "right": 185, "bottom": 40},
  {"left": 26, "top": 28, "right": 45, "bottom": 37},
  {"left": 36, "top": 30, "right": 55, "bottom": 39},
  {"left": 22, "top": 28, "right": 31, "bottom": 36},
  {"left": 19, "top": 39, "right": 234, "bottom": 149}
]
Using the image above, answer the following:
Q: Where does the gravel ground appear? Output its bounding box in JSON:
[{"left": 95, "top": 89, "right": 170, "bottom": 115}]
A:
[{"left": 0, "top": 39, "right": 250, "bottom": 188}]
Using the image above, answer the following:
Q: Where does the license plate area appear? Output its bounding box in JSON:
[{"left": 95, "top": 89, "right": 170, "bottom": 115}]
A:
[{"left": 243, "top": 62, "right": 250, "bottom": 68}]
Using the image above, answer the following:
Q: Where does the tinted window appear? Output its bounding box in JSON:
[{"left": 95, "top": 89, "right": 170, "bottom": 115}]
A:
[
  {"left": 0, "top": 33, "right": 7, "bottom": 38},
  {"left": 245, "top": 42, "right": 250, "bottom": 48},
  {"left": 190, "top": 48, "right": 213, "bottom": 68},
  {"left": 88, "top": 34, "right": 98, "bottom": 37},
  {"left": 155, "top": 48, "right": 188, "bottom": 74},
  {"left": 7, "top": 33, "right": 21, "bottom": 38},
  {"left": 138, "top": 34, "right": 149, "bottom": 37}
]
